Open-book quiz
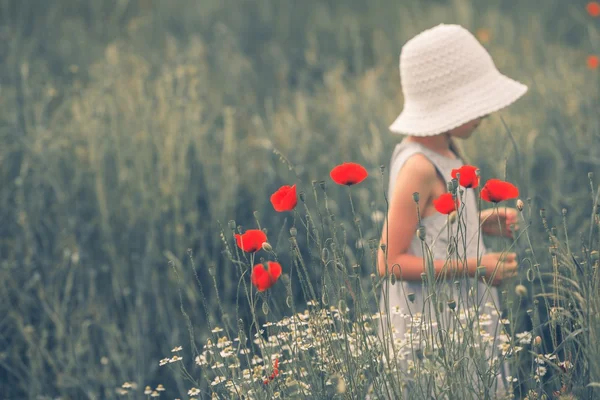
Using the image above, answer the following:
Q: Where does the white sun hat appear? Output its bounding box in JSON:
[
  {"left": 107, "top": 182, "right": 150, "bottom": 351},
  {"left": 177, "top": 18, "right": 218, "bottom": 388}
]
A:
[{"left": 389, "top": 23, "right": 528, "bottom": 136}]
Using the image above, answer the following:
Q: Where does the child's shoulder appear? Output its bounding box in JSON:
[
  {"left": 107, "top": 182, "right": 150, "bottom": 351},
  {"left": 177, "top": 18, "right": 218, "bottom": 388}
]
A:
[{"left": 395, "top": 152, "right": 437, "bottom": 183}]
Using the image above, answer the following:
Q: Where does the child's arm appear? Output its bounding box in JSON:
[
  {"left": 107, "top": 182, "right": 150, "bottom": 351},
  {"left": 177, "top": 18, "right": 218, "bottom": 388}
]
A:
[{"left": 378, "top": 154, "right": 478, "bottom": 280}]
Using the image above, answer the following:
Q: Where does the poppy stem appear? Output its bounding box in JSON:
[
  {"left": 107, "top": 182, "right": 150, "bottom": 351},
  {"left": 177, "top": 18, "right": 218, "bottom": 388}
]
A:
[{"left": 347, "top": 186, "right": 365, "bottom": 267}]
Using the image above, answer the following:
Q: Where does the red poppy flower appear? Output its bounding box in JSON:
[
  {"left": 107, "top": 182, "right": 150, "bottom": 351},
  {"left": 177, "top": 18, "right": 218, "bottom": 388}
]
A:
[
  {"left": 330, "top": 162, "right": 368, "bottom": 186},
  {"left": 588, "top": 55, "right": 599, "bottom": 70},
  {"left": 433, "top": 193, "right": 459, "bottom": 215},
  {"left": 451, "top": 165, "right": 479, "bottom": 188},
  {"left": 252, "top": 262, "right": 282, "bottom": 292},
  {"left": 587, "top": 1, "right": 600, "bottom": 17},
  {"left": 235, "top": 229, "right": 267, "bottom": 253},
  {"left": 480, "top": 179, "right": 519, "bottom": 203},
  {"left": 476, "top": 28, "right": 491, "bottom": 44},
  {"left": 270, "top": 184, "right": 297, "bottom": 212},
  {"left": 264, "top": 358, "right": 280, "bottom": 384}
]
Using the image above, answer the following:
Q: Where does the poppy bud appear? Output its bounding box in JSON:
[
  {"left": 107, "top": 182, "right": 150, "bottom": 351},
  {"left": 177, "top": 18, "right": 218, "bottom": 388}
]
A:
[
  {"left": 412, "top": 192, "right": 420, "bottom": 203},
  {"left": 299, "top": 191, "right": 306, "bottom": 202},
  {"left": 534, "top": 336, "right": 542, "bottom": 346},
  {"left": 417, "top": 226, "right": 426, "bottom": 241},
  {"left": 407, "top": 292, "right": 416, "bottom": 303},
  {"left": 261, "top": 242, "right": 273, "bottom": 252},
  {"left": 515, "top": 284, "right": 528, "bottom": 297},
  {"left": 449, "top": 211, "right": 458, "bottom": 224},
  {"left": 451, "top": 178, "right": 458, "bottom": 191},
  {"left": 447, "top": 299, "right": 456, "bottom": 310},
  {"left": 289, "top": 227, "right": 297, "bottom": 237},
  {"left": 516, "top": 199, "right": 524, "bottom": 211},
  {"left": 338, "top": 300, "right": 347, "bottom": 314},
  {"left": 415, "top": 348, "right": 424, "bottom": 360}
]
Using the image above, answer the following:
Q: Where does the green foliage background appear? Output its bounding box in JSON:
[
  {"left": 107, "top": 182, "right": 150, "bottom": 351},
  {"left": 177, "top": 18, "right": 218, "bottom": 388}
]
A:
[{"left": 1, "top": 0, "right": 600, "bottom": 397}]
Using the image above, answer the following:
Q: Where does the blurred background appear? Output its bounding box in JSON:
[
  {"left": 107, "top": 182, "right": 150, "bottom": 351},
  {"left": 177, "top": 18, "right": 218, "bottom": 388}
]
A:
[{"left": 1, "top": 0, "right": 600, "bottom": 398}]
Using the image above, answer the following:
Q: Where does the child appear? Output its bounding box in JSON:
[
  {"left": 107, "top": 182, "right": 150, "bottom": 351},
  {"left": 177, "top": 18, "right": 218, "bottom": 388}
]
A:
[{"left": 374, "top": 24, "right": 526, "bottom": 398}]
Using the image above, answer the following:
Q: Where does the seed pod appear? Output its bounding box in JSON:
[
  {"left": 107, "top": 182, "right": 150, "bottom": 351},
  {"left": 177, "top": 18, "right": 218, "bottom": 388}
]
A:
[
  {"left": 412, "top": 192, "right": 420, "bottom": 203},
  {"left": 228, "top": 220, "right": 237, "bottom": 230},
  {"left": 477, "top": 266, "right": 487, "bottom": 278},
  {"left": 289, "top": 227, "right": 297, "bottom": 237},
  {"left": 407, "top": 292, "right": 416, "bottom": 303},
  {"left": 447, "top": 299, "right": 456, "bottom": 310}
]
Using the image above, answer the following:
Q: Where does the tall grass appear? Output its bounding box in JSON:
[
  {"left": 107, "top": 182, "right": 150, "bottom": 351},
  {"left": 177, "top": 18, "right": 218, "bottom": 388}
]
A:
[{"left": 1, "top": 0, "right": 600, "bottom": 398}]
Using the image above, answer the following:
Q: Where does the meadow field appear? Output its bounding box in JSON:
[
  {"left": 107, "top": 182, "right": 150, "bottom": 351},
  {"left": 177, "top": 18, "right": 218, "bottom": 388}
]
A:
[{"left": 2, "top": 0, "right": 600, "bottom": 398}]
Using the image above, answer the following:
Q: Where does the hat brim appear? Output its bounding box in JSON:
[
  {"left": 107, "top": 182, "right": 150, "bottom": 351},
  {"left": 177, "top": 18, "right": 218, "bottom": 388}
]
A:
[{"left": 389, "top": 72, "right": 528, "bottom": 137}]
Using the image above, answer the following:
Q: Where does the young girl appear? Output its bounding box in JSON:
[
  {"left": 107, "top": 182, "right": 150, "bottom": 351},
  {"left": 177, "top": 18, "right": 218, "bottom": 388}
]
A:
[{"left": 375, "top": 24, "right": 527, "bottom": 398}]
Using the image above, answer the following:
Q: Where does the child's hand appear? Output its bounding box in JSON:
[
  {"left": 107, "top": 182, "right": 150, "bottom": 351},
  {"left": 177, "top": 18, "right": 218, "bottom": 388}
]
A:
[
  {"left": 481, "top": 208, "right": 519, "bottom": 239},
  {"left": 479, "top": 252, "right": 518, "bottom": 286}
]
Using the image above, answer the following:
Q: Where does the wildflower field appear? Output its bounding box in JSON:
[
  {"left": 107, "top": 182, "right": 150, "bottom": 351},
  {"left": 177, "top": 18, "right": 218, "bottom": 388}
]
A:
[{"left": 2, "top": 0, "right": 600, "bottom": 398}]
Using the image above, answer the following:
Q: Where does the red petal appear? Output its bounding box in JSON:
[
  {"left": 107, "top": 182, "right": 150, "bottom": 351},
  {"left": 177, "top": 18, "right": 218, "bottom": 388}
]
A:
[
  {"left": 451, "top": 165, "right": 479, "bottom": 188},
  {"left": 433, "top": 193, "right": 458, "bottom": 215},
  {"left": 270, "top": 185, "right": 297, "bottom": 212},
  {"left": 267, "top": 261, "right": 282, "bottom": 281},
  {"left": 251, "top": 262, "right": 282, "bottom": 291},
  {"left": 481, "top": 179, "right": 519, "bottom": 203},
  {"left": 330, "top": 163, "right": 368, "bottom": 186},
  {"left": 587, "top": 2, "right": 600, "bottom": 17},
  {"left": 236, "top": 229, "right": 267, "bottom": 252},
  {"left": 251, "top": 265, "right": 271, "bottom": 291}
]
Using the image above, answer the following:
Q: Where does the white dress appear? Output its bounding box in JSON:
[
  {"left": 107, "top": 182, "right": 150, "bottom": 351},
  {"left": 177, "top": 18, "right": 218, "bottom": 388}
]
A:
[{"left": 371, "top": 141, "right": 508, "bottom": 399}]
